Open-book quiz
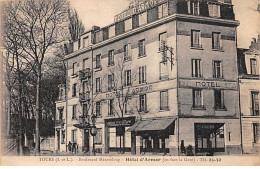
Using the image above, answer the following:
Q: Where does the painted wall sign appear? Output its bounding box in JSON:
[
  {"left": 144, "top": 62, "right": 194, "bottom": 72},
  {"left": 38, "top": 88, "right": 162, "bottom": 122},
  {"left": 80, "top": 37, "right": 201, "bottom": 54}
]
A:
[
  {"left": 114, "top": 0, "right": 167, "bottom": 23},
  {"left": 106, "top": 85, "right": 153, "bottom": 99},
  {"left": 105, "top": 117, "right": 135, "bottom": 127},
  {"left": 179, "top": 79, "right": 238, "bottom": 90}
]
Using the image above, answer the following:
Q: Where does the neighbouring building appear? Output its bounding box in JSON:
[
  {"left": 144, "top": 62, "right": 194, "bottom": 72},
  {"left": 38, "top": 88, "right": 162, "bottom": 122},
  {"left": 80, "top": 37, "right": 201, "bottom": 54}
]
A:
[
  {"left": 55, "top": 0, "right": 242, "bottom": 156},
  {"left": 238, "top": 35, "right": 260, "bottom": 154}
]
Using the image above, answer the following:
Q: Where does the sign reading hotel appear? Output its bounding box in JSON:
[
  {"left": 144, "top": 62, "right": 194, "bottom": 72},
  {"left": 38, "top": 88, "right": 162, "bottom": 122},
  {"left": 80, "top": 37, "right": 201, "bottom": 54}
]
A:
[
  {"left": 179, "top": 79, "right": 238, "bottom": 90},
  {"left": 114, "top": 0, "right": 167, "bottom": 23}
]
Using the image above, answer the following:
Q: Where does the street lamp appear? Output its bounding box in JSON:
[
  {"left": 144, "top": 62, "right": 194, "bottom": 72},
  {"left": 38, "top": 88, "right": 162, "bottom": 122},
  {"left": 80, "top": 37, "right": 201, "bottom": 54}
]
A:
[{"left": 90, "top": 114, "right": 97, "bottom": 156}]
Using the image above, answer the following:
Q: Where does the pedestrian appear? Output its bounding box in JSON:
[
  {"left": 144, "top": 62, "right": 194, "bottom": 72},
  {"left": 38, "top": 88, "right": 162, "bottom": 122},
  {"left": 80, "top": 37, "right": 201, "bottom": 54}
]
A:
[{"left": 68, "top": 141, "right": 72, "bottom": 152}]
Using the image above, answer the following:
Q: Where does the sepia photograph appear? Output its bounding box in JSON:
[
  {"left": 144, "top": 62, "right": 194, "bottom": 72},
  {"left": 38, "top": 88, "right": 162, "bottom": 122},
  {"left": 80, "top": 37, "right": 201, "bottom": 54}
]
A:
[{"left": 0, "top": 0, "right": 259, "bottom": 166}]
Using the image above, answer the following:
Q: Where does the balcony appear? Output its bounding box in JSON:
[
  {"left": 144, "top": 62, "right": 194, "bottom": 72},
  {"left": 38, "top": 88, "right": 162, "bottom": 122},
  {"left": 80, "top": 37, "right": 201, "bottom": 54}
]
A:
[
  {"left": 79, "top": 91, "right": 91, "bottom": 102},
  {"left": 55, "top": 119, "right": 65, "bottom": 128},
  {"left": 79, "top": 68, "right": 92, "bottom": 80},
  {"left": 73, "top": 116, "right": 91, "bottom": 129}
]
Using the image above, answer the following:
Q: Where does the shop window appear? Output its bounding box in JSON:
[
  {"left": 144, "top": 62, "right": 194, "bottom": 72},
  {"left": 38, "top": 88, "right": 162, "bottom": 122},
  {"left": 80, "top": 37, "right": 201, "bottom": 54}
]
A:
[
  {"left": 139, "top": 94, "right": 147, "bottom": 112},
  {"left": 96, "top": 78, "right": 101, "bottom": 93},
  {"left": 212, "top": 32, "right": 221, "bottom": 50},
  {"left": 191, "top": 30, "right": 201, "bottom": 48},
  {"left": 193, "top": 89, "right": 204, "bottom": 109},
  {"left": 139, "top": 66, "right": 146, "bottom": 84},
  {"left": 96, "top": 101, "right": 102, "bottom": 117},
  {"left": 71, "top": 130, "right": 77, "bottom": 143},
  {"left": 96, "top": 54, "right": 101, "bottom": 69},
  {"left": 83, "top": 36, "right": 89, "bottom": 48},
  {"left": 61, "top": 131, "right": 65, "bottom": 144},
  {"left": 251, "top": 92, "right": 260, "bottom": 116},
  {"left": 213, "top": 61, "right": 223, "bottom": 78},
  {"left": 124, "top": 70, "right": 131, "bottom": 87},
  {"left": 108, "top": 50, "right": 114, "bottom": 66},
  {"left": 253, "top": 123, "right": 259, "bottom": 143},
  {"left": 138, "top": 39, "right": 146, "bottom": 57},
  {"left": 72, "top": 83, "right": 77, "bottom": 97},
  {"left": 138, "top": 12, "right": 147, "bottom": 26},
  {"left": 72, "top": 105, "right": 77, "bottom": 119},
  {"left": 72, "top": 62, "right": 77, "bottom": 75},
  {"left": 108, "top": 74, "right": 114, "bottom": 91},
  {"left": 124, "top": 43, "right": 132, "bottom": 61},
  {"left": 192, "top": 59, "right": 202, "bottom": 77},
  {"left": 250, "top": 59, "right": 257, "bottom": 75},
  {"left": 160, "top": 91, "right": 169, "bottom": 110},
  {"left": 108, "top": 99, "right": 114, "bottom": 116},
  {"left": 158, "top": 3, "right": 168, "bottom": 19},
  {"left": 214, "top": 90, "right": 225, "bottom": 110},
  {"left": 94, "top": 128, "right": 102, "bottom": 144}
]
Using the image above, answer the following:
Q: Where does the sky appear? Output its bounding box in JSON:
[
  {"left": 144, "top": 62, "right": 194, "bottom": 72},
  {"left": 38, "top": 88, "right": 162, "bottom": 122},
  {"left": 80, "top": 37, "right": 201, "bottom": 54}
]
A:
[{"left": 70, "top": 0, "right": 260, "bottom": 49}]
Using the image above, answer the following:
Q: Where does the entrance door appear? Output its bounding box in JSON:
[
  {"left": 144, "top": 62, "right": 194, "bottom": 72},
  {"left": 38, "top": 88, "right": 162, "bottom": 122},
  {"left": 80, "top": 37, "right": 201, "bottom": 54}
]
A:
[
  {"left": 83, "top": 130, "right": 89, "bottom": 152},
  {"left": 57, "top": 130, "right": 60, "bottom": 151},
  {"left": 195, "top": 123, "right": 225, "bottom": 154}
]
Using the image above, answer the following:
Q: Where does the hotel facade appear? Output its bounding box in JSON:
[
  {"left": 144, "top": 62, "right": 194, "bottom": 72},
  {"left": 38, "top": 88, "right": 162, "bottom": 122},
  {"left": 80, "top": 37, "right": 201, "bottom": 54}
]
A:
[{"left": 55, "top": 0, "right": 242, "bottom": 156}]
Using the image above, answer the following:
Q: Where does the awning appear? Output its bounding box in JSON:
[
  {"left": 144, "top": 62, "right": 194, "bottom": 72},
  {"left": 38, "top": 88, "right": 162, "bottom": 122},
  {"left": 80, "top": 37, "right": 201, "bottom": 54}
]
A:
[{"left": 127, "top": 118, "right": 176, "bottom": 132}]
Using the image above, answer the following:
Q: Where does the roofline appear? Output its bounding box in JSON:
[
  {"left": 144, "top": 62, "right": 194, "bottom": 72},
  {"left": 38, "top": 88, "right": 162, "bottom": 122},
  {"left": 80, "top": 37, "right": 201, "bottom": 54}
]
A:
[{"left": 64, "top": 14, "right": 240, "bottom": 61}]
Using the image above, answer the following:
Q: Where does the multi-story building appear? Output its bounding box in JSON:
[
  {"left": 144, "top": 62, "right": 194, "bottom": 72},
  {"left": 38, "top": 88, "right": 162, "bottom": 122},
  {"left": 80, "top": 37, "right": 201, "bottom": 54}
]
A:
[
  {"left": 55, "top": 0, "right": 241, "bottom": 156},
  {"left": 238, "top": 35, "right": 260, "bottom": 154}
]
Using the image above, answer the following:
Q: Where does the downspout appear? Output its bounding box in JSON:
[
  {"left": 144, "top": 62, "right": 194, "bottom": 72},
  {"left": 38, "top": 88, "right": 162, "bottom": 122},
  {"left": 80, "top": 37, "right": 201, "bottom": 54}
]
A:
[
  {"left": 65, "top": 60, "right": 68, "bottom": 152},
  {"left": 176, "top": 19, "right": 180, "bottom": 156}
]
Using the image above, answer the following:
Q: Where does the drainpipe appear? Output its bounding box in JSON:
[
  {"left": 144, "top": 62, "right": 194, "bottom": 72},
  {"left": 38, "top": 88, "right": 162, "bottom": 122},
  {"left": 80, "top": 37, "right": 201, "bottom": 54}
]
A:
[
  {"left": 176, "top": 20, "right": 180, "bottom": 156},
  {"left": 65, "top": 60, "right": 68, "bottom": 152}
]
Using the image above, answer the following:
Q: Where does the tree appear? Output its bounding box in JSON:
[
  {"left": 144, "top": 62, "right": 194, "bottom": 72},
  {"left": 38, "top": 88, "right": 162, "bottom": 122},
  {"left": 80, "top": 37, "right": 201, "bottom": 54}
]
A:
[
  {"left": 2, "top": 0, "right": 70, "bottom": 155},
  {"left": 68, "top": 8, "right": 85, "bottom": 42}
]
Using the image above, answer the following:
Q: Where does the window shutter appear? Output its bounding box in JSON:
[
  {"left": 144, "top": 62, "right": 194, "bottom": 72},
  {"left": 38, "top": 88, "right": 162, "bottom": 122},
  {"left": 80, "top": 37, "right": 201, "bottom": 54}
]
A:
[{"left": 139, "top": 67, "right": 141, "bottom": 84}]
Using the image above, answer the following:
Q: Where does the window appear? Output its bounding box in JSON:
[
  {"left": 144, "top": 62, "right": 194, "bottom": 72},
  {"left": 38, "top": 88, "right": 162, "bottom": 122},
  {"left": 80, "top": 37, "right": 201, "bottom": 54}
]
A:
[
  {"left": 124, "top": 44, "right": 132, "bottom": 61},
  {"left": 160, "top": 91, "right": 169, "bottom": 110},
  {"left": 212, "top": 32, "right": 221, "bottom": 50},
  {"left": 61, "top": 131, "right": 65, "bottom": 144},
  {"left": 83, "top": 58, "right": 88, "bottom": 70},
  {"left": 192, "top": 59, "right": 202, "bottom": 77},
  {"left": 208, "top": 4, "right": 220, "bottom": 17},
  {"left": 78, "top": 39, "right": 81, "bottom": 49},
  {"left": 72, "top": 105, "right": 77, "bottom": 119},
  {"left": 82, "top": 103, "right": 88, "bottom": 117},
  {"left": 124, "top": 100, "right": 132, "bottom": 114},
  {"left": 125, "top": 18, "right": 132, "bottom": 31},
  {"left": 94, "top": 128, "right": 102, "bottom": 144},
  {"left": 72, "top": 83, "right": 77, "bottom": 97},
  {"left": 138, "top": 12, "right": 147, "bottom": 26},
  {"left": 83, "top": 80, "right": 90, "bottom": 93},
  {"left": 125, "top": 70, "right": 131, "bottom": 86},
  {"left": 250, "top": 59, "right": 257, "bottom": 75},
  {"left": 159, "top": 32, "right": 167, "bottom": 51},
  {"left": 193, "top": 89, "right": 204, "bottom": 109},
  {"left": 192, "top": 1, "right": 200, "bottom": 16},
  {"left": 158, "top": 3, "right": 168, "bottom": 18},
  {"left": 213, "top": 61, "right": 222, "bottom": 78},
  {"left": 160, "top": 62, "right": 169, "bottom": 80},
  {"left": 139, "top": 66, "right": 146, "bottom": 84},
  {"left": 108, "top": 99, "right": 114, "bottom": 116},
  {"left": 108, "top": 74, "right": 114, "bottom": 91},
  {"left": 96, "top": 78, "right": 101, "bottom": 93},
  {"left": 83, "top": 36, "right": 89, "bottom": 48},
  {"left": 214, "top": 90, "right": 225, "bottom": 110},
  {"left": 96, "top": 101, "right": 101, "bottom": 117},
  {"left": 251, "top": 92, "right": 260, "bottom": 116},
  {"left": 96, "top": 54, "right": 101, "bottom": 69},
  {"left": 191, "top": 30, "right": 201, "bottom": 48},
  {"left": 72, "top": 130, "right": 77, "bottom": 143},
  {"left": 108, "top": 50, "right": 114, "bottom": 66},
  {"left": 72, "top": 62, "right": 77, "bottom": 75},
  {"left": 139, "top": 94, "right": 147, "bottom": 112},
  {"left": 253, "top": 123, "right": 259, "bottom": 143},
  {"left": 109, "top": 25, "right": 115, "bottom": 38},
  {"left": 138, "top": 39, "right": 146, "bottom": 57}
]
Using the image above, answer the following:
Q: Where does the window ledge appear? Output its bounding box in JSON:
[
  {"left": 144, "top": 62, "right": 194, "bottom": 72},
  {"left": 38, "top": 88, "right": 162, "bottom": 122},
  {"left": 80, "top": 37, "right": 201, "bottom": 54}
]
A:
[
  {"left": 108, "top": 64, "right": 114, "bottom": 67},
  {"left": 138, "top": 54, "right": 147, "bottom": 58},
  {"left": 124, "top": 58, "right": 132, "bottom": 62},
  {"left": 94, "top": 67, "right": 102, "bottom": 72},
  {"left": 190, "top": 46, "right": 203, "bottom": 50},
  {"left": 192, "top": 107, "right": 206, "bottom": 110},
  {"left": 138, "top": 110, "right": 149, "bottom": 114},
  {"left": 212, "top": 48, "right": 224, "bottom": 52},
  {"left": 214, "top": 108, "right": 227, "bottom": 111},
  {"left": 159, "top": 108, "right": 170, "bottom": 112}
]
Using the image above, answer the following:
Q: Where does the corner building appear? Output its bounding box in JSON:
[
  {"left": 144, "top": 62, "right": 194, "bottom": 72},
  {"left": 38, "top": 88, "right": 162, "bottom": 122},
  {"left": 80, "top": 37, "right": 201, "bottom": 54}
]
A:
[{"left": 55, "top": 0, "right": 241, "bottom": 156}]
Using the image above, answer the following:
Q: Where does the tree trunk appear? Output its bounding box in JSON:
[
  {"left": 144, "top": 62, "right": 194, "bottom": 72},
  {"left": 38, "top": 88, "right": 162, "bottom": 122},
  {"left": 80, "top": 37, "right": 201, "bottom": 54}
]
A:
[{"left": 35, "top": 68, "right": 41, "bottom": 156}]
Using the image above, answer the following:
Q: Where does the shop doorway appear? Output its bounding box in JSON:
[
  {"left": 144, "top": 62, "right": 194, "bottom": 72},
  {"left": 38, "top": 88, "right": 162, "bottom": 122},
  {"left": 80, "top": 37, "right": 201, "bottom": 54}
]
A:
[
  {"left": 57, "top": 130, "right": 60, "bottom": 151},
  {"left": 194, "top": 123, "right": 225, "bottom": 155},
  {"left": 83, "top": 129, "right": 89, "bottom": 153}
]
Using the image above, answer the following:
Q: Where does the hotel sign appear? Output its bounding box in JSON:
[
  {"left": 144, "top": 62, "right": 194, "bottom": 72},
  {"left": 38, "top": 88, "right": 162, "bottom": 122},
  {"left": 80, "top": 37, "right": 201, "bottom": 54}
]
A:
[
  {"left": 114, "top": 0, "right": 167, "bottom": 23},
  {"left": 179, "top": 79, "right": 238, "bottom": 90},
  {"left": 105, "top": 117, "right": 135, "bottom": 127}
]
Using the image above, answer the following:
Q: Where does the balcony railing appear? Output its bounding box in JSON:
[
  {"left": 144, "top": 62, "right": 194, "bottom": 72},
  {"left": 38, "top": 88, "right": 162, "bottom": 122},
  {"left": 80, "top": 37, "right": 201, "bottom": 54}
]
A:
[
  {"left": 55, "top": 119, "right": 65, "bottom": 128},
  {"left": 79, "top": 91, "right": 91, "bottom": 102},
  {"left": 79, "top": 68, "right": 92, "bottom": 80}
]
